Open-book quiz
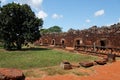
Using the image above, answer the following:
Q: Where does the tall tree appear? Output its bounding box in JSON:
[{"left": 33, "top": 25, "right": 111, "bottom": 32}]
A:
[{"left": 0, "top": 3, "right": 43, "bottom": 50}]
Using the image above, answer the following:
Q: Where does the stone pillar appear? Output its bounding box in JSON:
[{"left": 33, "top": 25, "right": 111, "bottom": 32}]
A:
[{"left": 93, "top": 42, "right": 96, "bottom": 52}]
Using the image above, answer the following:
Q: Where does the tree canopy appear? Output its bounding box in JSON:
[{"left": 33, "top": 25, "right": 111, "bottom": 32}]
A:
[
  {"left": 0, "top": 3, "right": 43, "bottom": 50},
  {"left": 40, "top": 26, "right": 62, "bottom": 34},
  {"left": 48, "top": 26, "right": 62, "bottom": 33}
]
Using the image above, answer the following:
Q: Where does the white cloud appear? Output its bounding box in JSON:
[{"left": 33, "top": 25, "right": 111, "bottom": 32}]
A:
[
  {"left": 52, "top": 13, "right": 63, "bottom": 19},
  {"left": 94, "top": 9, "right": 104, "bottom": 17},
  {"left": 16, "top": 0, "right": 48, "bottom": 19},
  {"left": 86, "top": 19, "right": 91, "bottom": 23},
  {"left": 1, "top": 0, "right": 48, "bottom": 19},
  {"left": 30, "top": 0, "right": 43, "bottom": 10},
  {"left": 0, "top": 0, "right": 5, "bottom": 2},
  {"left": 0, "top": 0, "right": 7, "bottom": 5},
  {"left": 36, "top": 10, "right": 48, "bottom": 19},
  {"left": 105, "top": 23, "right": 114, "bottom": 26},
  {"left": 119, "top": 18, "right": 120, "bottom": 22},
  {"left": 17, "top": 0, "right": 43, "bottom": 10}
]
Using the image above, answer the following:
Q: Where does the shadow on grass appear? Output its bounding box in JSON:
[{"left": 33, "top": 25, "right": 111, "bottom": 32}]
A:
[
  {"left": 1, "top": 47, "right": 51, "bottom": 51},
  {"left": 22, "top": 47, "right": 51, "bottom": 51}
]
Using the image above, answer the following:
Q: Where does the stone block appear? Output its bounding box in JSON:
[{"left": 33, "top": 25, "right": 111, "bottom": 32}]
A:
[
  {"left": 94, "top": 59, "right": 107, "bottom": 65},
  {"left": 0, "top": 68, "right": 25, "bottom": 80},
  {"left": 79, "top": 62, "right": 94, "bottom": 68},
  {"left": 60, "top": 61, "right": 72, "bottom": 70}
]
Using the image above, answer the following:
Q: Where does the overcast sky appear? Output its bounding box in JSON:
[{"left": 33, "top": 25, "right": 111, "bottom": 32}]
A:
[{"left": 1, "top": 0, "right": 120, "bottom": 31}]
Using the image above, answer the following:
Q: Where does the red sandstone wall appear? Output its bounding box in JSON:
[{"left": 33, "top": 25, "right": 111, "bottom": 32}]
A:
[{"left": 38, "top": 23, "right": 120, "bottom": 48}]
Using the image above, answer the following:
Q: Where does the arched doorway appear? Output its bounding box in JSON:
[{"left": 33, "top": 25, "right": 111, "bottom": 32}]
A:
[
  {"left": 51, "top": 39, "right": 55, "bottom": 45},
  {"left": 74, "top": 38, "right": 83, "bottom": 48},
  {"left": 100, "top": 40, "right": 106, "bottom": 47},
  {"left": 76, "top": 40, "right": 80, "bottom": 46},
  {"left": 61, "top": 39, "right": 66, "bottom": 48},
  {"left": 74, "top": 39, "right": 82, "bottom": 46},
  {"left": 61, "top": 39, "right": 65, "bottom": 45},
  {"left": 100, "top": 40, "right": 106, "bottom": 50}
]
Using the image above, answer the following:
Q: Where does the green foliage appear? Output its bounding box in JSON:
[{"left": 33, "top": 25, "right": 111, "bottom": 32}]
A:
[
  {"left": 40, "top": 26, "right": 62, "bottom": 34},
  {"left": 0, "top": 3, "right": 43, "bottom": 50},
  {"left": 48, "top": 26, "right": 62, "bottom": 33},
  {"left": 40, "top": 29, "right": 49, "bottom": 34}
]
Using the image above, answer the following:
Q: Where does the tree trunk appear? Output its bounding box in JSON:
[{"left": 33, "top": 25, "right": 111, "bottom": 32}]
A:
[
  {"left": 4, "top": 41, "right": 12, "bottom": 50},
  {"left": 16, "top": 42, "right": 22, "bottom": 50}
]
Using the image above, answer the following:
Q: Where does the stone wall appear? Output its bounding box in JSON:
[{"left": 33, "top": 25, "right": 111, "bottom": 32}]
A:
[{"left": 36, "top": 23, "right": 120, "bottom": 49}]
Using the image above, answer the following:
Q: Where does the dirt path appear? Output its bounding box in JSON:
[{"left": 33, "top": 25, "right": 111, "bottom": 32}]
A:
[{"left": 26, "top": 60, "right": 120, "bottom": 80}]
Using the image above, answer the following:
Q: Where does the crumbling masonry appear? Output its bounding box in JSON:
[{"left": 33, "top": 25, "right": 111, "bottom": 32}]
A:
[{"left": 35, "top": 23, "right": 120, "bottom": 56}]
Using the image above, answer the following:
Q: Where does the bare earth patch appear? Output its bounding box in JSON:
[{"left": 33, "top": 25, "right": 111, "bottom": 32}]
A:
[{"left": 25, "top": 60, "right": 120, "bottom": 80}]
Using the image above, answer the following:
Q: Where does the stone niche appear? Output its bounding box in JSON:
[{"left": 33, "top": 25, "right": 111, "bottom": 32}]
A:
[{"left": 0, "top": 68, "right": 25, "bottom": 80}]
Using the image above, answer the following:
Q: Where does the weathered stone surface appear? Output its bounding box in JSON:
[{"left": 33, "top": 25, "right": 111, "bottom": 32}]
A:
[
  {"left": 79, "top": 62, "right": 94, "bottom": 68},
  {"left": 60, "top": 61, "right": 72, "bottom": 70},
  {"left": 103, "top": 57, "right": 108, "bottom": 62},
  {"left": 0, "top": 68, "right": 25, "bottom": 80},
  {"left": 94, "top": 59, "right": 107, "bottom": 65},
  {"left": 36, "top": 23, "right": 120, "bottom": 57},
  {"left": 107, "top": 54, "right": 116, "bottom": 62},
  {"left": 71, "top": 64, "right": 80, "bottom": 68}
]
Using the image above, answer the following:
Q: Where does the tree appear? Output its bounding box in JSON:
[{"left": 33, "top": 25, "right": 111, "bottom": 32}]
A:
[
  {"left": 40, "top": 29, "right": 49, "bottom": 34},
  {"left": 40, "top": 26, "right": 62, "bottom": 34},
  {"left": 48, "top": 26, "right": 62, "bottom": 33},
  {"left": 0, "top": 3, "right": 43, "bottom": 50}
]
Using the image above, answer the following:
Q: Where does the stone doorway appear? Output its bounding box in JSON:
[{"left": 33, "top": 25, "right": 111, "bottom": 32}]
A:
[
  {"left": 51, "top": 39, "right": 55, "bottom": 45},
  {"left": 74, "top": 38, "right": 83, "bottom": 48},
  {"left": 76, "top": 40, "right": 80, "bottom": 46},
  {"left": 100, "top": 40, "right": 106, "bottom": 50},
  {"left": 100, "top": 40, "right": 106, "bottom": 47},
  {"left": 61, "top": 40, "right": 65, "bottom": 45},
  {"left": 61, "top": 39, "right": 66, "bottom": 48}
]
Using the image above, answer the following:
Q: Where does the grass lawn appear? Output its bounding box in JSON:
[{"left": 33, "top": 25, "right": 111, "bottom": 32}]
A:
[
  {"left": 0, "top": 47, "right": 98, "bottom": 69},
  {"left": 0, "top": 47, "right": 100, "bottom": 77}
]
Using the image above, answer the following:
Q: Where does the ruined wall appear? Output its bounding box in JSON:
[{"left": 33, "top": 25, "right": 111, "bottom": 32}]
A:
[{"left": 38, "top": 23, "right": 120, "bottom": 48}]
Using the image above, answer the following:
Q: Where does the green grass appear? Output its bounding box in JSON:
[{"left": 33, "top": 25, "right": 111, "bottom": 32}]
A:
[{"left": 0, "top": 47, "right": 98, "bottom": 69}]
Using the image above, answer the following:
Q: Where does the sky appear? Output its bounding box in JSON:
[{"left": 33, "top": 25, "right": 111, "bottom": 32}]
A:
[{"left": 0, "top": 0, "right": 120, "bottom": 32}]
